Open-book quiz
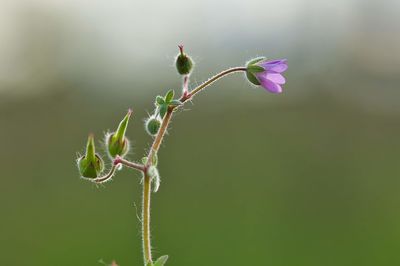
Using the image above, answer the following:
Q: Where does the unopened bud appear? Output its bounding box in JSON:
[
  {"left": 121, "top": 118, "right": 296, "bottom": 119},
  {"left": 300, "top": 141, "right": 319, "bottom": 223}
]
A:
[
  {"left": 107, "top": 109, "right": 131, "bottom": 158},
  {"left": 78, "top": 134, "right": 104, "bottom": 178},
  {"left": 145, "top": 115, "right": 162, "bottom": 136},
  {"left": 175, "top": 45, "right": 193, "bottom": 75}
]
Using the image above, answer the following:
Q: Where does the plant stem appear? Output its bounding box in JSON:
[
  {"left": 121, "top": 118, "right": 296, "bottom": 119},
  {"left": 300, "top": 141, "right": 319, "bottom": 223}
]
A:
[
  {"left": 142, "top": 172, "right": 152, "bottom": 264},
  {"left": 92, "top": 164, "right": 117, "bottom": 183},
  {"left": 146, "top": 108, "right": 174, "bottom": 168},
  {"left": 182, "top": 66, "right": 247, "bottom": 101},
  {"left": 140, "top": 66, "right": 247, "bottom": 265},
  {"left": 115, "top": 156, "right": 145, "bottom": 172}
]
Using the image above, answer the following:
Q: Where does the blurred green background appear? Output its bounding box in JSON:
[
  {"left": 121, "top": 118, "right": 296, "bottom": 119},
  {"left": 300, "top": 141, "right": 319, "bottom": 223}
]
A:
[{"left": 1, "top": 0, "right": 400, "bottom": 265}]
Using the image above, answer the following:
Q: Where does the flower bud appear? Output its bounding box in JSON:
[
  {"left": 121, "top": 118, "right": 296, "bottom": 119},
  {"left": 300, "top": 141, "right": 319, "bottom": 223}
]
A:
[
  {"left": 245, "top": 57, "right": 266, "bottom": 86},
  {"left": 78, "top": 134, "right": 104, "bottom": 178},
  {"left": 145, "top": 115, "right": 162, "bottom": 136},
  {"left": 175, "top": 45, "right": 193, "bottom": 75},
  {"left": 107, "top": 109, "right": 131, "bottom": 158}
]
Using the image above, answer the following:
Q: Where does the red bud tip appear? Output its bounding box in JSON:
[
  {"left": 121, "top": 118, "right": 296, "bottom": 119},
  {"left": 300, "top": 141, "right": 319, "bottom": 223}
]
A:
[{"left": 178, "top": 44, "right": 184, "bottom": 55}]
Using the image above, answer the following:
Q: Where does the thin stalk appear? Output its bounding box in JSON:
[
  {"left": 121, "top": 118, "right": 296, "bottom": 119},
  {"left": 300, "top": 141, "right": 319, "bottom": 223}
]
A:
[
  {"left": 114, "top": 156, "right": 145, "bottom": 172},
  {"left": 182, "top": 66, "right": 246, "bottom": 101},
  {"left": 142, "top": 172, "right": 152, "bottom": 264},
  {"left": 92, "top": 164, "right": 117, "bottom": 183}
]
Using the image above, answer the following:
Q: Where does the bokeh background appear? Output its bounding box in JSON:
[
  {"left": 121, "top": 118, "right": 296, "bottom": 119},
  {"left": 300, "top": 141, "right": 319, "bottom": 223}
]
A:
[{"left": 1, "top": 0, "right": 400, "bottom": 265}]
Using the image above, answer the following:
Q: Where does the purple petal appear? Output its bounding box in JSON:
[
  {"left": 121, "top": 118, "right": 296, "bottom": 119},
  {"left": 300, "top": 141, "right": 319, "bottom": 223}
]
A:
[
  {"left": 265, "top": 73, "right": 286, "bottom": 84},
  {"left": 259, "top": 59, "right": 288, "bottom": 73},
  {"left": 257, "top": 75, "right": 283, "bottom": 94}
]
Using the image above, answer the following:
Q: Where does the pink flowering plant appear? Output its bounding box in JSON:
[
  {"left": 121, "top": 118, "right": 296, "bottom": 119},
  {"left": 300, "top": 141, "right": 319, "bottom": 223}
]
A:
[{"left": 77, "top": 46, "right": 287, "bottom": 266}]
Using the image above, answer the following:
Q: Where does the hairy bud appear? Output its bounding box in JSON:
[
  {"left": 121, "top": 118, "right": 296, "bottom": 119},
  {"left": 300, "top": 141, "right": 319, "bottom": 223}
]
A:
[
  {"left": 245, "top": 57, "right": 266, "bottom": 85},
  {"left": 107, "top": 109, "right": 132, "bottom": 158},
  {"left": 145, "top": 115, "right": 162, "bottom": 136},
  {"left": 175, "top": 45, "right": 193, "bottom": 75},
  {"left": 78, "top": 134, "right": 104, "bottom": 178}
]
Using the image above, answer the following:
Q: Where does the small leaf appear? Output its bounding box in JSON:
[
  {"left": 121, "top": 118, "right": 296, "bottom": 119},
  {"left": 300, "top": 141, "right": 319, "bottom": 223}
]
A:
[
  {"left": 159, "top": 104, "right": 168, "bottom": 119},
  {"left": 169, "top": 99, "right": 182, "bottom": 106},
  {"left": 156, "top": 96, "right": 165, "bottom": 105},
  {"left": 247, "top": 56, "right": 266, "bottom": 66},
  {"left": 154, "top": 255, "right": 169, "bottom": 266},
  {"left": 247, "top": 65, "right": 264, "bottom": 73},
  {"left": 246, "top": 71, "right": 261, "bottom": 85},
  {"left": 165, "top": 90, "right": 174, "bottom": 103}
]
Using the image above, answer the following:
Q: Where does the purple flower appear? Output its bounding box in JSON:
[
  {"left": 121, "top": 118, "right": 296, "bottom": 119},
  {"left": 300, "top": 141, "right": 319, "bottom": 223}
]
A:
[
  {"left": 255, "top": 59, "right": 287, "bottom": 93},
  {"left": 246, "top": 58, "right": 288, "bottom": 94}
]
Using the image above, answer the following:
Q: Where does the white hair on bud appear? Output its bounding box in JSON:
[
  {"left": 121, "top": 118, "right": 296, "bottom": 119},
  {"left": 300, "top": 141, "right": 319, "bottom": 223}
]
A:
[{"left": 147, "top": 166, "right": 160, "bottom": 192}]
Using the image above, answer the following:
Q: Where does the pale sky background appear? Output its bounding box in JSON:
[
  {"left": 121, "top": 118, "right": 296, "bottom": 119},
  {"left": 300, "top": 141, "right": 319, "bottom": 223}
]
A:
[{"left": 0, "top": 0, "right": 399, "bottom": 113}]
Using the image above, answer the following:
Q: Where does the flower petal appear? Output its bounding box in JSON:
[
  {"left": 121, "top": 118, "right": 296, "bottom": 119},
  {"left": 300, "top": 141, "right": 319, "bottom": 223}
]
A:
[
  {"left": 257, "top": 75, "right": 283, "bottom": 93},
  {"left": 259, "top": 59, "right": 288, "bottom": 73},
  {"left": 265, "top": 73, "right": 286, "bottom": 84}
]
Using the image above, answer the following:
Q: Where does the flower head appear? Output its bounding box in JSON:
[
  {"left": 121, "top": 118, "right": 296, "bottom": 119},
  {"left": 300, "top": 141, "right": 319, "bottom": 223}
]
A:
[{"left": 246, "top": 58, "right": 288, "bottom": 93}]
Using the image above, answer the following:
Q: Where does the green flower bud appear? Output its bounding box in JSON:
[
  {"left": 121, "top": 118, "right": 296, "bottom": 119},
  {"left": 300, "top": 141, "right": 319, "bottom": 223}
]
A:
[
  {"left": 145, "top": 115, "right": 161, "bottom": 136},
  {"left": 78, "top": 134, "right": 104, "bottom": 178},
  {"left": 245, "top": 57, "right": 266, "bottom": 85},
  {"left": 175, "top": 45, "right": 193, "bottom": 75},
  {"left": 107, "top": 109, "right": 132, "bottom": 158}
]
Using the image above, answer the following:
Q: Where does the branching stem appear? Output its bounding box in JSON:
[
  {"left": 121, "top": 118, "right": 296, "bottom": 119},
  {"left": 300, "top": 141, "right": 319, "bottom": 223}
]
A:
[{"left": 140, "top": 66, "right": 246, "bottom": 265}]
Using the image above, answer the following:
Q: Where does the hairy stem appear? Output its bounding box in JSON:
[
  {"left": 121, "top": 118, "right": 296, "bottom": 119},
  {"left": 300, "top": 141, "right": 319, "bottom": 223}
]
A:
[
  {"left": 142, "top": 172, "right": 152, "bottom": 264},
  {"left": 114, "top": 156, "right": 145, "bottom": 172},
  {"left": 146, "top": 109, "right": 174, "bottom": 168},
  {"left": 182, "top": 66, "right": 247, "bottom": 101},
  {"left": 93, "top": 164, "right": 117, "bottom": 183},
  {"left": 140, "top": 66, "right": 246, "bottom": 265}
]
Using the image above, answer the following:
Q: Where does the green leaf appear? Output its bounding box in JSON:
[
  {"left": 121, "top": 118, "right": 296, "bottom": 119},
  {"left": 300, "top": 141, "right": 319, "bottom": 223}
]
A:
[
  {"left": 146, "top": 262, "right": 153, "bottom": 266},
  {"left": 247, "top": 65, "right": 264, "bottom": 73},
  {"left": 159, "top": 104, "right": 168, "bottom": 119},
  {"left": 245, "top": 71, "right": 261, "bottom": 85},
  {"left": 154, "top": 255, "right": 169, "bottom": 266},
  {"left": 165, "top": 90, "right": 174, "bottom": 103},
  {"left": 246, "top": 56, "right": 266, "bottom": 66},
  {"left": 156, "top": 96, "right": 165, "bottom": 105},
  {"left": 169, "top": 99, "right": 182, "bottom": 106}
]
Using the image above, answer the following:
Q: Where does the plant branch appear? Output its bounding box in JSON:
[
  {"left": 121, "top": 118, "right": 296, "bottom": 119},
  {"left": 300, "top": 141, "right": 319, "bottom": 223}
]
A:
[
  {"left": 114, "top": 156, "right": 145, "bottom": 172},
  {"left": 145, "top": 66, "right": 246, "bottom": 167},
  {"left": 92, "top": 164, "right": 117, "bottom": 183},
  {"left": 181, "top": 66, "right": 247, "bottom": 102}
]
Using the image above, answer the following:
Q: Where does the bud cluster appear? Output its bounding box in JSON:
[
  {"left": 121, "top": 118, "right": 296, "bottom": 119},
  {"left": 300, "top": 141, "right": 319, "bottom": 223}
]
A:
[{"left": 77, "top": 110, "right": 132, "bottom": 179}]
